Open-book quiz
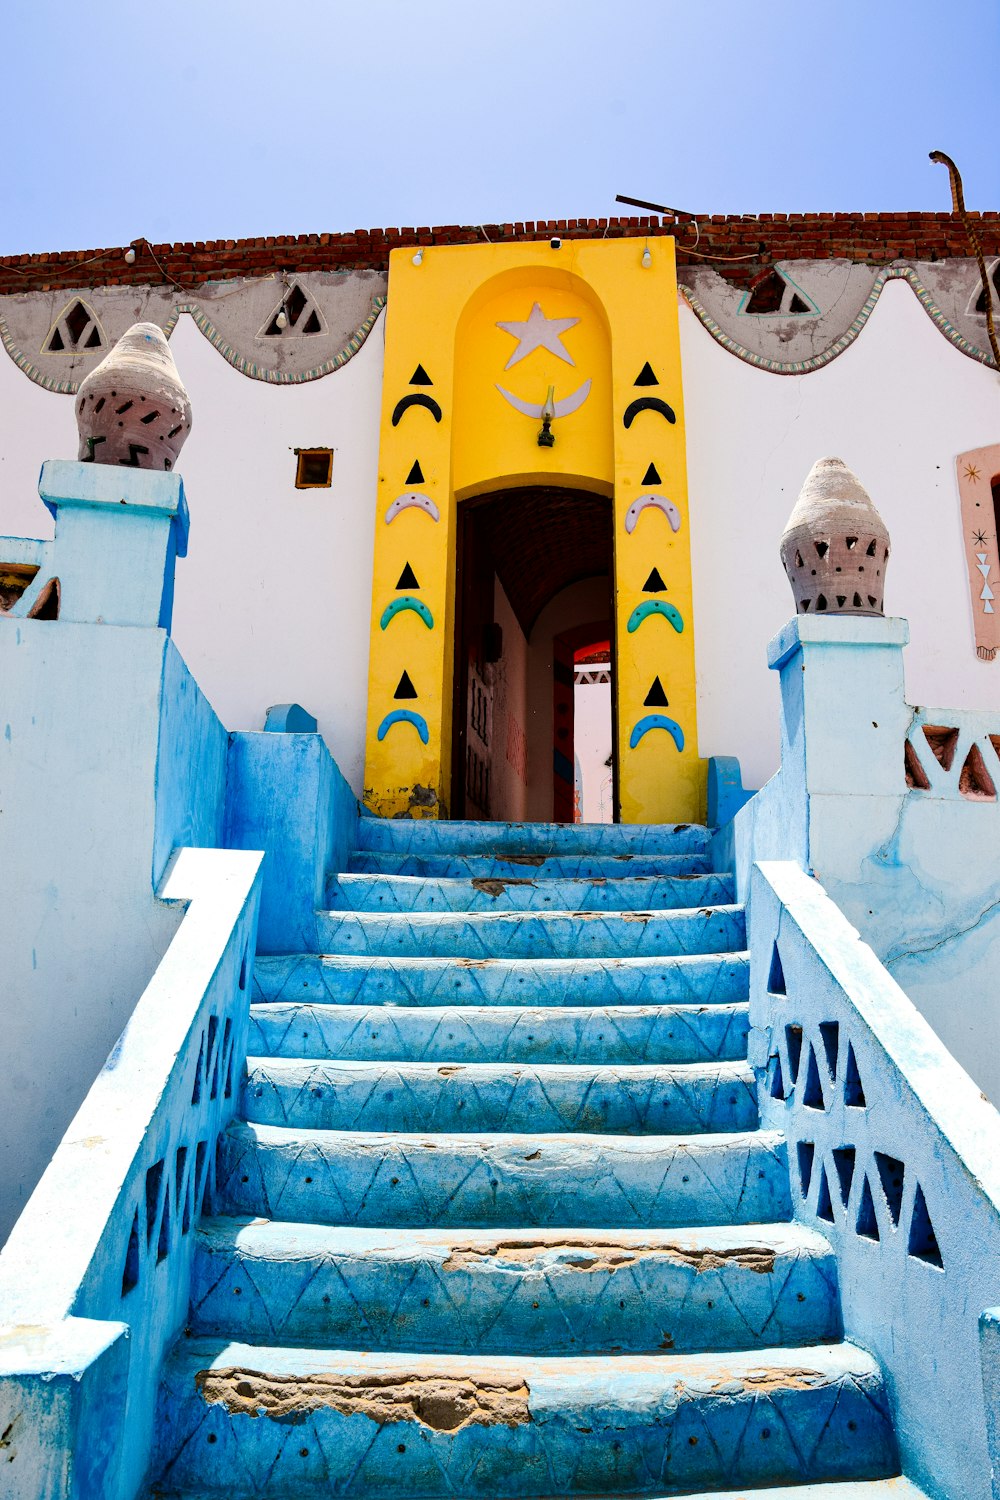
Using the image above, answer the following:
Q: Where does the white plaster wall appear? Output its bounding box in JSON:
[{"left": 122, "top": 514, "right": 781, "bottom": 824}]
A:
[
  {"left": 575, "top": 676, "right": 613, "bottom": 823},
  {"left": 682, "top": 280, "right": 1000, "bottom": 792},
  {"left": 0, "top": 311, "right": 385, "bottom": 795},
  {"left": 525, "top": 577, "right": 612, "bottom": 821},
  {"left": 490, "top": 578, "right": 528, "bottom": 822}
]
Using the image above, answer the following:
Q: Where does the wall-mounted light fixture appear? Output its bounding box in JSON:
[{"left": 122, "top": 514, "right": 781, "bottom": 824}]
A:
[
  {"left": 642, "top": 243, "right": 652, "bottom": 269},
  {"left": 124, "top": 247, "right": 136, "bottom": 265},
  {"left": 412, "top": 247, "right": 424, "bottom": 266}
]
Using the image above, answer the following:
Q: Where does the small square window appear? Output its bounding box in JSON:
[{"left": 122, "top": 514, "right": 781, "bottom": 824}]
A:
[{"left": 295, "top": 449, "right": 333, "bottom": 488}]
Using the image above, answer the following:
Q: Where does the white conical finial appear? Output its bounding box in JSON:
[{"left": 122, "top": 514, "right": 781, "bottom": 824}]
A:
[
  {"left": 779, "top": 456, "right": 891, "bottom": 617},
  {"left": 75, "top": 322, "right": 192, "bottom": 471}
]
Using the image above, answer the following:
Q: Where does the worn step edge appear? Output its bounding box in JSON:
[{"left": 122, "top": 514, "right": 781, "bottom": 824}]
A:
[
  {"left": 314, "top": 906, "right": 747, "bottom": 961},
  {"left": 354, "top": 818, "right": 713, "bottom": 856},
  {"left": 252, "top": 952, "right": 751, "bottom": 1009},
  {"left": 216, "top": 1122, "right": 792, "bottom": 1229},
  {"left": 154, "top": 1338, "right": 896, "bottom": 1497},
  {"left": 146, "top": 1478, "right": 925, "bottom": 1500},
  {"left": 247, "top": 1000, "right": 751, "bottom": 1064},
  {"left": 346, "top": 851, "right": 715, "bottom": 878},
  {"left": 189, "top": 1217, "right": 842, "bottom": 1353},
  {"left": 324, "top": 873, "right": 736, "bottom": 913},
  {"left": 241, "top": 1057, "right": 759, "bottom": 1136}
]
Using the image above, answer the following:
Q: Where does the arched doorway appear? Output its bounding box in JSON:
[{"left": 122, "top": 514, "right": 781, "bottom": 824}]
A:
[{"left": 452, "top": 485, "right": 613, "bottom": 820}]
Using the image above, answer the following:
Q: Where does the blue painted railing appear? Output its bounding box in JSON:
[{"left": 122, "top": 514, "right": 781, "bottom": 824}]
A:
[
  {"left": 751, "top": 859, "right": 1000, "bottom": 1500},
  {"left": 0, "top": 847, "right": 263, "bottom": 1500}
]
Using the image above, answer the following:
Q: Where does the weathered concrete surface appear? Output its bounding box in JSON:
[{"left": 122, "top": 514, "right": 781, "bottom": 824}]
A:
[
  {"left": 247, "top": 999, "right": 751, "bottom": 1065},
  {"left": 190, "top": 1219, "right": 840, "bottom": 1354},
  {"left": 155, "top": 1340, "right": 896, "bottom": 1496},
  {"left": 252, "top": 950, "right": 750, "bottom": 1008},
  {"left": 241, "top": 1057, "right": 758, "bottom": 1135},
  {"left": 218, "top": 1121, "right": 790, "bottom": 1228}
]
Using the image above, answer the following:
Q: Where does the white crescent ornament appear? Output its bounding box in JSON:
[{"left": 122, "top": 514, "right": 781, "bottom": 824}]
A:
[
  {"left": 384, "top": 492, "right": 441, "bottom": 525},
  {"left": 495, "top": 378, "right": 592, "bottom": 421}
]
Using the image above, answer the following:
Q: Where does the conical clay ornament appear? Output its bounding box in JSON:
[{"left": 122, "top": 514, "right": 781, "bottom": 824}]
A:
[
  {"left": 75, "top": 322, "right": 192, "bottom": 470},
  {"left": 780, "top": 456, "right": 890, "bottom": 617}
]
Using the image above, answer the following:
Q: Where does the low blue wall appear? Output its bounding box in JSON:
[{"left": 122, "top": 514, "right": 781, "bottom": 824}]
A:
[{"left": 224, "top": 731, "right": 359, "bottom": 955}]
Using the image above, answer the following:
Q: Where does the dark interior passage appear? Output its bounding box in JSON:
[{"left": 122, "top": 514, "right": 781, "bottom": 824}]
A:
[{"left": 452, "top": 487, "right": 613, "bottom": 821}]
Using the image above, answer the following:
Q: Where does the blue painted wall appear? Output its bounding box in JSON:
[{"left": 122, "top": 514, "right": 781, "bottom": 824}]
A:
[{"left": 224, "top": 731, "right": 358, "bottom": 954}]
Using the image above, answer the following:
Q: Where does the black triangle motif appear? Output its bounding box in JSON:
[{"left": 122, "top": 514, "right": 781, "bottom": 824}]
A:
[
  {"left": 409, "top": 364, "right": 433, "bottom": 386},
  {"left": 396, "top": 563, "right": 420, "bottom": 590},
  {"left": 394, "top": 671, "right": 418, "bottom": 700},
  {"left": 642, "top": 567, "right": 667, "bottom": 593},
  {"left": 641, "top": 463, "right": 662, "bottom": 486},
  {"left": 644, "top": 677, "right": 669, "bottom": 707},
  {"left": 405, "top": 460, "right": 425, "bottom": 485},
  {"left": 634, "top": 361, "right": 659, "bottom": 387}
]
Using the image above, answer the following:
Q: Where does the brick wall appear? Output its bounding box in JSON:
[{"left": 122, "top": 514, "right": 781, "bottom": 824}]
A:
[{"left": 1, "top": 213, "right": 997, "bottom": 295}]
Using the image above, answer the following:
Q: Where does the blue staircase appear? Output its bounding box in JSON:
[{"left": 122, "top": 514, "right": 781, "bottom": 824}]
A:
[{"left": 148, "top": 819, "right": 919, "bottom": 1499}]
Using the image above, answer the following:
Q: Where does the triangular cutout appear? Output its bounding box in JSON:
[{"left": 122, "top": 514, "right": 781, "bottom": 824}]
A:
[
  {"left": 959, "top": 742, "right": 997, "bottom": 800},
  {"left": 816, "top": 1165, "right": 835, "bottom": 1223},
  {"left": 642, "top": 567, "right": 667, "bottom": 593},
  {"left": 832, "top": 1146, "right": 856, "bottom": 1208},
  {"left": 393, "top": 671, "right": 418, "bottom": 700},
  {"left": 641, "top": 462, "right": 662, "bottom": 486},
  {"left": 819, "top": 1020, "right": 839, "bottom": 1079},
  {"left": 874, "top": 1151, "right": 904, "bottom": 1227},
  {"left": 745, "top": 268, "right": 788, "bottom": 314},
  {"left": 908, "top": 1182, "right": 943, "bottom": 1267},
  {"left": 856, "top": 1175, "right": 880, "bottom": 1240},
  {"left": 259, "top": 281, "right": 325, "bottom": 338},
  {"left": 634, "top": 361, "right": 659, "bottom": 386},
  {"left": 768, "top": 1053, "right": 785, "bottom": 1101},
  {"left": 922, "top": 724, "right": 959, "bottom": 771},
  {"left": 405, "top": 460, "right": 425, "bottom": 485},
  {"left": 767, "top": 944, "right": 786, "bottom": 995},
  {"left": 802, "top": 1044, "right": 824, "bottom": 1109},
  {"left": 396, "top": 563, "right": 420, "bottom": 590},
  {"left": 785, "top": 1024, "right": 803, "bottom": 1085},
  {"left": 796, "top": 1141, "right": 815, "bottom": 1198},
  {"left": 904, "top": 738, "right": 930, "bottom": 790},
  {"left": 644, "top": 677, "right": 669, "bottom": 708},
  {"left": 843, "top": 1043, "right": 866, "bottom": 1108},
  {"left": 44, "top": 297, "right": 106, "bottom": 354},
  {"left": 409, "top": 364, "right": 433, "bottom": 385}
]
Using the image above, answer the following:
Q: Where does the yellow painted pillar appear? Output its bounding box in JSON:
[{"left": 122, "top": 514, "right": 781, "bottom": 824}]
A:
[{"left": 362, "top": 237, "right": 702, "bottom": 823}]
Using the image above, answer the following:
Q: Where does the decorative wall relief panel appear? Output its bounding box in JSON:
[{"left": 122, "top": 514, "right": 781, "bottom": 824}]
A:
[{"left": 956, "top": 443, "right": 1000, "bottom": 660}]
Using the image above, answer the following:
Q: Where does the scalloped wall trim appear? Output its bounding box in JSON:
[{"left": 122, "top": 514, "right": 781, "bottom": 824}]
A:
[
  {"left": 679, "top": 264, "right": 999, "bottom": 375},
  {"left": 0, "top": 296, "right": 387, "bottom": 395},
  {"left": 3, "top": 267, "right": 995, "bottom": 392}
]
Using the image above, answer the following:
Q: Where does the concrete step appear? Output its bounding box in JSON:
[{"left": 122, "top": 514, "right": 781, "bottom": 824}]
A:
[
  {"left": 325, "top": 871, "right": 735, "bottom": 913},
  {"left": 149, "top": 1478, "right": 926, "bottom": 1500},
  {"left": 190, "top": 1218, "right": 842, "bottom": 1354},
  {"left": 216, "top": 1122, "right": 791, "bottom": 1229},
  {"left": 584, "top": 1485, "right": 928, "bottom": 1500},
  {"left": 242, "top": 1058, "right": 758, "bottom": 1136},
  {"left": 248, "top": 1000, "right": 751, "bottom": 1065},
  {"left": 314, "top": 905, "right": 746, "bottom": 961},
  {"left": 153, "top": 1339, "right": 896, "bottom": 1497},
  {"left": 355, "top": 817, "right": 713, "bottom": 857},
  {"left": 347, "top": 850, "right": 714, "bottom": 879},
  {"left": 252, "top": 952, "right": 750, "bottom": 1009}
]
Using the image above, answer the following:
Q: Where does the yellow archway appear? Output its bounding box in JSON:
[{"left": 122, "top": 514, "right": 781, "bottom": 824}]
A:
[{"left": 362, "top": 236, "right": 701, "bottom": 824}]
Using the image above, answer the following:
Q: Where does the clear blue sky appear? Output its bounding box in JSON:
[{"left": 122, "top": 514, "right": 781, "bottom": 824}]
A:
[{"left": 3, "top": 0, "right": 997, "bottom": 255}]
